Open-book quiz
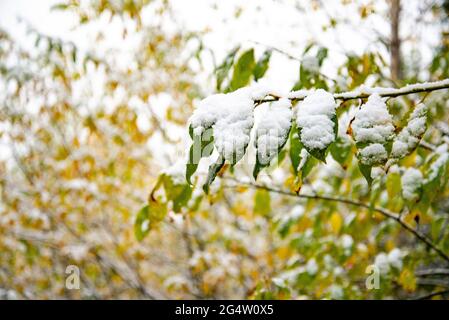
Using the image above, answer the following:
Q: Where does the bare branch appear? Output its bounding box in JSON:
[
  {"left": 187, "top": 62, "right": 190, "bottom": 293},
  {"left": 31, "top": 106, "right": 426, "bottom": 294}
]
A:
[{"left": 223, "top": 177, "right": 449, "bottom": 265}]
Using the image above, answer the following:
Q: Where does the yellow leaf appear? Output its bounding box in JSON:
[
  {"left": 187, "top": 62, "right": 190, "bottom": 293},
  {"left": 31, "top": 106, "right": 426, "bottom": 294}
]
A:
[
  {"left": 329, "top": 212, "right": 342, "bottom": 234},
  {"left": 399, "top": 268, "right": 416, "bottom": 292}
]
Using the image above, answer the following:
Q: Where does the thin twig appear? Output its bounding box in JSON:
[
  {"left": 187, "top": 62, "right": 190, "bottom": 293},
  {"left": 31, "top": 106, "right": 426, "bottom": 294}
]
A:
[
  {"left": 222, "top": 177, "right": 449, "bottom": 265},
  {"left": 414, "top": 289, "right": 449, "bottom": 300}
]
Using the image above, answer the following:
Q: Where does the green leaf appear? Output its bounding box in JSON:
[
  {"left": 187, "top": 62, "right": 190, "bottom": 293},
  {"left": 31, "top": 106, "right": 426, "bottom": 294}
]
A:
[
  {"left": 316, "top": 47, "right": 328, "bottom": 66},
  {"left": 172, "top": 184, "right": 193, "bottom": 213},
  {"left": 386, "top": 171, "right": 401, "bottom": 199},
  {"left": 289, "top": 123, "right": 302, "bottom": 175},
  {"left": 253, "top": 118, "right": 292, "bottom": 180},
  {"left": 161, "top": 174, "right": 193, "bottom": 213},
  {"left": 253, "top": 50, "right": 272, "bottom": 81},
  {"left": 215, "top": 46, "right": 240, "bottom": 91},
  {"left": 369, "top": 177, "right": 382, "bottom": 214},
  {"left": 134, "top": 201, "right": 167, "bottom": 241},
  {"left": 301, "top": 153, "right": 318, "bottom": 179},
  {"left": 358, "top": 162, "right": 373, "bottom": 186},
  {"left": 203, "top": 155, "right": 225, "bottom": 194},
  {"left": 254, "top": 189, "right": 271, "bottom": 216},
  {"left": 424, "top": 154, "right": 449, "bottom": 193},
  {"left": 229, "top": 48, "right": 255, "bottom": 91},
  {"left": 186, "top": 127, "right": 214, "bottom": 184},
  {"left": 330, "top": 136, "right": 352, "bottom": 168},
  {"left": 308, "top": 147, "right": 327, "bottom": 163},
  {"left": 299, "top": 112, "right": 336, "bottom": 163}
]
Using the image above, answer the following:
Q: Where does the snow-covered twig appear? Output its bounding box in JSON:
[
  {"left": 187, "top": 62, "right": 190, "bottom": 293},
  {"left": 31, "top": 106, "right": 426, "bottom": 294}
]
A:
[{"left": 256, "top": 79, "right": 449, "bottom": 104}]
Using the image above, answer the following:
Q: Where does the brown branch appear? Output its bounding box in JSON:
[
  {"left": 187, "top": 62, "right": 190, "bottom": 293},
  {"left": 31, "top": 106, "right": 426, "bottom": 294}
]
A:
[
  {"left": 415, "top": 269, "right": 449, "bottom": 277},
  {"left": 223, "top": 177, "right": 449, "bottom": 265},
  {"left": 414, "top": 289, "right": 449, "bottom": 300}
]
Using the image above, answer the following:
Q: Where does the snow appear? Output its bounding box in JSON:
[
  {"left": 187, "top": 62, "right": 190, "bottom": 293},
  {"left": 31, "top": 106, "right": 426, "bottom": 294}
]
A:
[
  {"left": 374, "top": 252, "right": 390, "bottom": 274},
  {"left": 352, "top": 94, "right": 394, "bottom": 165},
  {"left": 336, "top": 79, "right": 449, "bottom": 100},
  {"left": 374, "top": 248, "right": 405, "bottom": 274},
  {"left": 391, "top": 104, "right": 427, "bottom": 159},
  {"left": 306, "top": 258, "right": 318, "bottom": 275},
  {"left": 352, "top": 94, "right": 395, "bottom": 144},
  {"left": 358, "top": 143, "right": 388, "bottom": 166},
  {"left": 163, "top": 160, "right": 187, "bottom": 185},
  {"left": 254, "top": 98, "right": 292, "bottom": 165},
  {"left": 301, "top": 55, "right": 319, "bottom": 73},
  {"left": 298, "top": 148, "right": 310, "bottom": 171},
  {"left": 401, "top": 168, "right": 423, "bottom": 202},
  {"left": 340, "top": 234, "right": 354, "bottom": 249},
  {"left": 387, "top": 248, "right": 404, "bottom": 270},
  {"left": 189, "top": 88, "right": 255, "bottom": 163},
  {"left": 296, "top": 89, "right": 336, "bottom": 151},
  {"left": 426, "top": 150, "right": 449, "bottom": 181}
]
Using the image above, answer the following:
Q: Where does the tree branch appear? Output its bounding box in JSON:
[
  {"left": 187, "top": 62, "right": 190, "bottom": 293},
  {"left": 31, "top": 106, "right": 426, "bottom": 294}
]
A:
[
  {"left": 255, "top": 79, "right": 449, "bottom": 104},
  {"left": 223, "top": 177, "right": 449, "bottom": 265},
  {"left": 414, "top": 289, "right": 449, "bottom": 300}
]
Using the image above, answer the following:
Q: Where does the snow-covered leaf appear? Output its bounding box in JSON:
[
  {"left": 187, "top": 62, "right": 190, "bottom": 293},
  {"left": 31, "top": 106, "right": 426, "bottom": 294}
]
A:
[
  {"left": 391, "top": 103, "right": 428, "bottom": 160},
  {"left": 352, "top": 93, "right": 395, "bottom": 167},
  {"left": 401, "top": 168, "right": 423, "bottom": 204},
  {"left": 296, "top": 89, "right": 337, "bottom": 162},
  {"left": 253, "top": 98, "right": 292, "bottom": 179}
]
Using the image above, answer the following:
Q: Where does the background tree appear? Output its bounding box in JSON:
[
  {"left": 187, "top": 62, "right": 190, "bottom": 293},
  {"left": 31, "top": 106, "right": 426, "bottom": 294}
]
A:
[{"left": 0, "top": 0, "right": 449, "bottom": 300}]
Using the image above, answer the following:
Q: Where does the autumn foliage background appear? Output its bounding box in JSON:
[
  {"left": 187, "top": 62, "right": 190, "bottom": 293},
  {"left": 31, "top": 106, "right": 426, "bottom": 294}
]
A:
[{"left": 1, "top": 0, "right": 449, "bottom": 299}]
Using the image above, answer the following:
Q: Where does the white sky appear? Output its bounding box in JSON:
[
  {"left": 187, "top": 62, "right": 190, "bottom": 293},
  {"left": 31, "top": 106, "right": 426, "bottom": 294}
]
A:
[
  {"left": 0, "top": 0, "right": 443, "bottom": 170},
  {"left": 0, "top": 0, "right": 441, "bottom": 91}
]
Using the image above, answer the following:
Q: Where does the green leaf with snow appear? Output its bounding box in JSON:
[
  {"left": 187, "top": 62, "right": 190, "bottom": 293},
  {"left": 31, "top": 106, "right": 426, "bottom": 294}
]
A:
[
  {"left": 296, "top": 89, "right": 337, "bottom": 163},
  {"left": 253, "top": 99, "right": 292, "bottom": 179},
  {"left": 229, "top": 49, "right": 255, "bottom": 92}
]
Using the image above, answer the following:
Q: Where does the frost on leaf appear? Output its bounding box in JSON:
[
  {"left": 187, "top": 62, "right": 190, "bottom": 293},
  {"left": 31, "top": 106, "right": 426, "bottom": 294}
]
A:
[
  {"left": 253, "top": 98, "right": 292, "bottom": 178},
  {"left": 401, "top": 168, "right": 423, "bottom": 203},
  {"left": 296, "top": 89, "right": 337, "bottom": 161},
  {"left": 352, "top": 93, "right": 395, "bottom": 166},
  {"left": 391, "top": 103, "right": 428, "bottom": 159}
]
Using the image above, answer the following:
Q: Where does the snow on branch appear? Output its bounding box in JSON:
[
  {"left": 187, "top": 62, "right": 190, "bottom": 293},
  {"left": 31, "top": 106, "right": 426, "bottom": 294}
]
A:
[{"left": 257, "top": 79, "right": 449, "bottom": 104}]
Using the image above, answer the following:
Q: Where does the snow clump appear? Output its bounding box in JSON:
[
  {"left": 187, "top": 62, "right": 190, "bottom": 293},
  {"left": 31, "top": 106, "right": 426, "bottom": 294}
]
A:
[
  {"left": 352, "top": 94, "right": 395, "bottom": 166},
  {"left": 296, "top": 89, "right": 337, "bottom": 152},
  {"left": 254, "top": 98, "right": 292, "bottom": 165}
]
